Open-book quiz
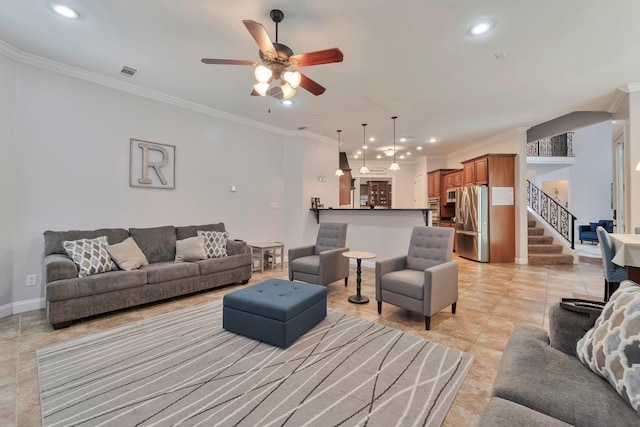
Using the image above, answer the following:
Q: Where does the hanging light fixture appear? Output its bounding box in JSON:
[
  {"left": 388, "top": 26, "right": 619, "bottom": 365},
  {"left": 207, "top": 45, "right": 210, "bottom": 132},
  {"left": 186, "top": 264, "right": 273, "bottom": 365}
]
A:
[
  {"left": 389, "top": 116, "right": 400, "bottom": 171},
  {"left": 335, "top": 130, "right": 344, "bottom": 176},
  {"left": 359, "top": 124, "right": 370, "bottom": 174}
]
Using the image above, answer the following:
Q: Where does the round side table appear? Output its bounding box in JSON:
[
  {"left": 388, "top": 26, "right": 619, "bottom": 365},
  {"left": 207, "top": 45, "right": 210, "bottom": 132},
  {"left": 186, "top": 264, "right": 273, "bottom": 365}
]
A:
[{"left": 342, "top": 251, "right": 376, "bottom": 304}]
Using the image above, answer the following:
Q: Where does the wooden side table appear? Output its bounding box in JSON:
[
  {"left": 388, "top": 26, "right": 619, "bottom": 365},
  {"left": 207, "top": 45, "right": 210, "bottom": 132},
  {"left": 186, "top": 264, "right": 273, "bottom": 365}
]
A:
[
  {"left": 249, "top": 242, "right": 284, "bottom": 273},
  {"left": 342, "top": 251, "right": 376, "bottom": 304}
]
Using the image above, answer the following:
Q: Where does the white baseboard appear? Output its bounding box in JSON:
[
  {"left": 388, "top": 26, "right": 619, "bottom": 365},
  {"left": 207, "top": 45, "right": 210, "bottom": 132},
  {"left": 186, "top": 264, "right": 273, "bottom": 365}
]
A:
[
  {"left": 12, "top": 298, "right": 45, "bottom": 314},
  {"left": 0, "top": 303, "right": 12, "bottom": 319}
]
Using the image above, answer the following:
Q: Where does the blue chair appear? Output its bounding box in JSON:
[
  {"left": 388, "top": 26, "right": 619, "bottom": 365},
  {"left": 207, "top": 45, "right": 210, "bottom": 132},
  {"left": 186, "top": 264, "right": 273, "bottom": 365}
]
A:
[
  {"left": 579, "top": 219, "right": 613, "bottom": 244},
  {"left": 596, "top": 226, "right": 627, "bottom": 301}
]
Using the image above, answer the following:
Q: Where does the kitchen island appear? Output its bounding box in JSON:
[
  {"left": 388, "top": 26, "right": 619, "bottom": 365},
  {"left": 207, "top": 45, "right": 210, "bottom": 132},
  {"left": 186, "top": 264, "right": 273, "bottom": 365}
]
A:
[{"left": 310, "top": 208, "right": 436, "bottom": 266}]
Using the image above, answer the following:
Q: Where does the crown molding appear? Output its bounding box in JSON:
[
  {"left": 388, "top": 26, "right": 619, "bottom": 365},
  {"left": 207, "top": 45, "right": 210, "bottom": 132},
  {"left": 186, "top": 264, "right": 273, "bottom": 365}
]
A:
[
  {"left": 0, "top": 40, "right": 305, "bottom": 137},
  {"left": 609, "top": 87, "right": 629, "bottom": 113}
]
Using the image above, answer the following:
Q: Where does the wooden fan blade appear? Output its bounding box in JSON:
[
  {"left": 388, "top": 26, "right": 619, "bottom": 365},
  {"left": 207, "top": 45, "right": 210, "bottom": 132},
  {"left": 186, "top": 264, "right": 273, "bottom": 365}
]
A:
[
  {"left": 243, "top": 20, "right": 277, "bottom": 59},
  {"left": 289, "top": 48, "right": 344, "bottom": 67},
  {"left": 299, "top": 73, "right": 326, "bottom": 96},
  {"left": 201, "top": 58, "right": 257, "bottom": 66}
]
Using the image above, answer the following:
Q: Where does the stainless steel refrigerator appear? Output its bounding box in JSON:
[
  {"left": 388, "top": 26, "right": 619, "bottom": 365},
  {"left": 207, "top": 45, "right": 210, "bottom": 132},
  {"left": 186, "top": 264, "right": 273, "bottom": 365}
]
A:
[{"left": 455, "top": 185, "right": 489, "bottom": 262}]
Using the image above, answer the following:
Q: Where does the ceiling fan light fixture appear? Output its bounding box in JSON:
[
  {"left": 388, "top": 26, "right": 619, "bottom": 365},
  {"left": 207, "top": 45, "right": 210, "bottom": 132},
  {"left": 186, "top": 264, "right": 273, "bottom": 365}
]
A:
[
  {"left": 254, "top": 65, "right": 272, "bottom": 83},
  {"left": 281, "top": 82, "right": 296, "bottom": 99},
  {"left": 253, "top": 82, "right": 270, "bottom": 96},
  {"left": 283, "top": 70, "right": 301, "bottom": 88}
]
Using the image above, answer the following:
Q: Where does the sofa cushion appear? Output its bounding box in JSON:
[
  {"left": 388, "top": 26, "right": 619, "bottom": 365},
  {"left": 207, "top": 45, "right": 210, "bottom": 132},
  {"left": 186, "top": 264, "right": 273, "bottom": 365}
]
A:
[
  {"left": 492, "top": 324, "right": 640, "bottom": 426},
  {"left": 478, "top": 397, "right": 572, "bottom": 427},
  {"left": 63, "top": 236, "right": 115, "bottom": 277},
  {"left": 129, "top": 226, "right": 176, "bottom": 263},
  {"left": 577, "top": 281, "right": 640, "bottom": 411},
  {"left": 44, "top": 228, "right": 129, "bottom": 256},
  {"left": 175, "top": 236, "right": 207, "bottom": 262},
  {"left": 108, "top": 237, "right": 149, "bottom": 271},
  {"left": 197, "top": 253, "right": 251, "bottom": 275},
  {"left": 139, "top": 261, "right": 199, "bottom": 284},
  {"left": 175, "top": 223, "right": 226, "bottom": 241},
  {"left": 198, "top": 230, "right": 229, "bottom": 258},
  {"left": 47, "top": 270, "right": 147, "bottom": 302}
]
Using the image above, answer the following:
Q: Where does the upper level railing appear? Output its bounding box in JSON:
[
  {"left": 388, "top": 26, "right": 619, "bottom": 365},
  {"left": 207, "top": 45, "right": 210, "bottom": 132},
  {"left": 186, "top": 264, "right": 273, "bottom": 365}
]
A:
[
  {"left": 527, "top": 132, "right": 574, "bottom": 157},
  {"left": 527, "top": 180, "right": 577, "bottom": 249}
]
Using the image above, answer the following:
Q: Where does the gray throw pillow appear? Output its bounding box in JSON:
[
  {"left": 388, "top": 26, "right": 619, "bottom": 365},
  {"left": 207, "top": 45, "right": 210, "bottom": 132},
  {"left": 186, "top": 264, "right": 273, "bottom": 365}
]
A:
[{"left": 108, "top": 237, "right": 149, "bottom": 270}]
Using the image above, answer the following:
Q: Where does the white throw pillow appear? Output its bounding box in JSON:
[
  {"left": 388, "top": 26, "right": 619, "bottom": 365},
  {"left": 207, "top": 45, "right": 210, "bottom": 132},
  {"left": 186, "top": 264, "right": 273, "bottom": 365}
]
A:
[
  {"left": 576, "top": 281, "right": 640, "bottom": 411},
  {"left": 63, "top": 236, "right": 115, "bottom": 277},
  {"left": 197, "top": 230, "right": 229, "bottom": 258},
  {"left": 175, "top": 236, "right": 207, "bottom": 262},
  {"left": 108, "top": 237, "right": 149, "bottom": 270}
]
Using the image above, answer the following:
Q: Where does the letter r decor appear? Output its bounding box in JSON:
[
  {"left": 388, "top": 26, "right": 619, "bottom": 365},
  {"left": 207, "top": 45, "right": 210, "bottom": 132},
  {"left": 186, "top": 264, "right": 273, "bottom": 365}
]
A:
[{"left": 129, "top": 139, "right": 175, "bottom": 189}]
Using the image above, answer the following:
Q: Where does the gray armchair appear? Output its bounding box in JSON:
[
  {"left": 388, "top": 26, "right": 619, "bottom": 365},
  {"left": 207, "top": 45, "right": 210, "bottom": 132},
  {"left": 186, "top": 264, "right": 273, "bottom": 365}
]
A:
[
  {"left": 289, "top": 222, "right": 349, "bottom": 286},
  {"left": 375, "top": 226, "right": 458, "bottom": 330}
]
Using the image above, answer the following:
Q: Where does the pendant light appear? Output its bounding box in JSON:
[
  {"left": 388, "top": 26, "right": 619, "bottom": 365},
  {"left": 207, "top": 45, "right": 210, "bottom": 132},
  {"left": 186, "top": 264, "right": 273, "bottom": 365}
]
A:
[
  {"left": 359, "top": 124, "right": 370, "bottom": 174},
  {"left": 389, "top": 116, "right": 400, "bottom": 171},
  {"left": 335, "top": 130, "right": 344, "bottom": 176}
]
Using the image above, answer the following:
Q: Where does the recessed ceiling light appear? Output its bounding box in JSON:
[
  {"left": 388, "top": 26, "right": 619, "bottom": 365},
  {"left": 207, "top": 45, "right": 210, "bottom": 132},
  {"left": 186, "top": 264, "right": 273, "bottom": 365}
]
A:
[
  {"left": 407, "top": 152, "right": 411, "bottom": 156},
  {"left": 353, "top": 155, "right": 359, "bottom": 158},
  {"left": 376, "top": 155, "right": 382, "bottom": 159},
  {"left": 417, "top": 146, "right": 423, "bottom": 150},
  {"left": 356, "top": 151, "right": 362, "bottom": 155},
  {"left": 400, "top": 155, "right": 405, "bottom": 160},
  {"left": 48, "top": 3, "right": 80, "bottom": 19},
  {"left": 470, "top": 20, "right": 494, "bottom": 36},
  {"left": 362, "top": 145, "right": 368, "bottom": 149},
  {"left": 400, "top": 137, "right": 406, "bottom": 142},
  {"left": 281, "top": 99, "right": 294, "bottom": 106},
  {"left": 429, "top": 137, "right": 438, "bottom": 143},
  {"left": 369, "top": 137, "right": 375, "bottom": 142}
]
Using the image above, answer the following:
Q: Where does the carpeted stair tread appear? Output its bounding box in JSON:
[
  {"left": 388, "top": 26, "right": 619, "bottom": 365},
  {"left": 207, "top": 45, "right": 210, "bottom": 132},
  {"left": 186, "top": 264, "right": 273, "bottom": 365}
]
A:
[
  {"left": 527, "top": 220, "right": 536, "bottom": 228},
  {"left": 528, "top": 227, "right": 544, "bottom": 236},
  {"left": 528, "top": 244, "right": 563, "bottom": 254},
  {"left": 528, "top": 235, "right": 553, "bottom": 245},
  {"left": 528, "top": 253, "right": 574, "bottom": 265}
]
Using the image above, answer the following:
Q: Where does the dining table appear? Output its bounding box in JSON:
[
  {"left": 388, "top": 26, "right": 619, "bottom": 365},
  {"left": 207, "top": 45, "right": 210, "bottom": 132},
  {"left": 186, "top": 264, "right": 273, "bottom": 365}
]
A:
[{"left": 608, "top": 233, "right": 640, "bottom": 283}]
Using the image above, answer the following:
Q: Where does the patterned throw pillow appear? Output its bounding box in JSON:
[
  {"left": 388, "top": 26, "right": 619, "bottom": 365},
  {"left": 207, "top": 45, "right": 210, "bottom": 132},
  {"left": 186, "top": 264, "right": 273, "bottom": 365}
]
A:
[
  {"left": 197, "top": 230, "right": 229, "bottom": 258},
  {"left": 63, "top": 236, "right": 115, "bottom": 277},
  {"left": 576, "top": 281, "right": 640, "bottom": 411}
]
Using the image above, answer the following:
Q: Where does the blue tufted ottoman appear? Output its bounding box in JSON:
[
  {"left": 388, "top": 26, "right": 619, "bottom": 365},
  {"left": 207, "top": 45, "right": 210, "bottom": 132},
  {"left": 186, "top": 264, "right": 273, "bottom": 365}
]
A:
[{"left": 222, "top": 279, "right": 327, "bottom": 348}]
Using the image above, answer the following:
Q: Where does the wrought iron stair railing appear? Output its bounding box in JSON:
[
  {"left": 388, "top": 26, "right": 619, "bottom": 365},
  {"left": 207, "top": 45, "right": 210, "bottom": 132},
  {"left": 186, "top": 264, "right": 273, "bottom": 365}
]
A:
[
  {"left": 527, "top": 132, "right": 574, "bottom": 157},
  {"left": 527, "top": 180, "right": 577, "bottom": 249}
]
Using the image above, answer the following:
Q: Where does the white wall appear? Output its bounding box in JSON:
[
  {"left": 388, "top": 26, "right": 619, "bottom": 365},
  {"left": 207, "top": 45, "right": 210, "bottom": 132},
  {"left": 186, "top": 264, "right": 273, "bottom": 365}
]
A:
[
  {"left": 569, "top": 122, "right": 614, "bottom": 226},
  {"left": 0, "top": 53, "right": 15, "bottom": 313},
  {"left": 10, "top": 63, "right": 289, "bottom": 306},
  {"left": 628, "top": 91, "right": 640, "bottom": 230}
]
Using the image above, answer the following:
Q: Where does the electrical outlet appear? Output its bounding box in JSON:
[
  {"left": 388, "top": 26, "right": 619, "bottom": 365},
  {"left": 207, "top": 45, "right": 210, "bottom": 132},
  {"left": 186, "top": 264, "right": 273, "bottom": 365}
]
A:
[{"left": 26, "top": 274, "right": 37, "bottom": 286}]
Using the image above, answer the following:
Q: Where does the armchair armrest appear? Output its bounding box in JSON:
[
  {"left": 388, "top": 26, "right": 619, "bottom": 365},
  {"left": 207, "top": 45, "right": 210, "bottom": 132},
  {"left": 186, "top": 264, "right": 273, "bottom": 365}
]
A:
[
  {"left": 226, "top": 239, "right": 248, "bottom": 256},
  {"left": 375, "top": 256, "right": 407, "bottom": 295},
  {"left": 44, "top": 254, "right": 78, "bottom": 283},
  {"left": 423, "top": 261, "right": 458, "bottom": 316},
  {"left": 318, "top": 247, "right": 350, "bottom": 285},
  {"left": 288, "top": 245, "right": 315, "bottom": 263},
  {"left": 548, "top": 302, "right": 593, "bottom": 357},
  {"left": 578, "top": 225, "right": 590, "bottom": 232}
]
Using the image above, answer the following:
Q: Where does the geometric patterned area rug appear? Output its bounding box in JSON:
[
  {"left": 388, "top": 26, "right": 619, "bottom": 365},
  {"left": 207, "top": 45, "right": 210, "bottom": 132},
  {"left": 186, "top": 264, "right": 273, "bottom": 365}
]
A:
[{"left": 37, "top": 301, "right": 473, "bottom": 426}]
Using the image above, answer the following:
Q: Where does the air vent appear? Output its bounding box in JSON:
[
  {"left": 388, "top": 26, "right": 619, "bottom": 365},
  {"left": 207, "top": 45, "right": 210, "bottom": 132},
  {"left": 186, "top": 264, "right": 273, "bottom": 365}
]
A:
[{"left": 119, "top": 65, "right": 139, "bottom": 78}]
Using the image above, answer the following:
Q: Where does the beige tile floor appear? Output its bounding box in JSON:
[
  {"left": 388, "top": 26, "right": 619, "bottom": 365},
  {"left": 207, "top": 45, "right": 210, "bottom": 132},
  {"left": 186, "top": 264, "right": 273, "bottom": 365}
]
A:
[{"left": 0, "top": 255, "right": 606, "bottom": 426}]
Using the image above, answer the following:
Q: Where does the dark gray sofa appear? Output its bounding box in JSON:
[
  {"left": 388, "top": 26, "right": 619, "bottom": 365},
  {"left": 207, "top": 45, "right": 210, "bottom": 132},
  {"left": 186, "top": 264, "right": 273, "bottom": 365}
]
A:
[
  {"left": 479, "top": 303, "right": 639, "bottom": 426},
  {"left": 43, "top": 223, "right": 252, "bottom": 329}
]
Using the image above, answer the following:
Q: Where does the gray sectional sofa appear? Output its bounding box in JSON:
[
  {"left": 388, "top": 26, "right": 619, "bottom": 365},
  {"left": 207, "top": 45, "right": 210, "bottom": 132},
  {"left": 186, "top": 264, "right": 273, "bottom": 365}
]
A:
[
  {"left": 43, "top": 223, "right": 252, "bottom": 329},
  {"left": 479, "top": 303, "right": 639, "bottom": 426}
]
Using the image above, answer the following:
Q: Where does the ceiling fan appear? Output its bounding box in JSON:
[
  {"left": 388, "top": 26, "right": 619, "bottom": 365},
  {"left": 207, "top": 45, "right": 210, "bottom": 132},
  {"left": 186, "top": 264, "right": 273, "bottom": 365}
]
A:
[{"left": 201, "top": 9, "right": 343, "bottom": 99}]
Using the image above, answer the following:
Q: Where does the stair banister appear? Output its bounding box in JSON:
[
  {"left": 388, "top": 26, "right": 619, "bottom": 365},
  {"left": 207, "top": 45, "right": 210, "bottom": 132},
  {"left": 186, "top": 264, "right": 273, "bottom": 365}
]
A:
[{"left": 526, "top": 180, "right": 577, "bottom": 249}]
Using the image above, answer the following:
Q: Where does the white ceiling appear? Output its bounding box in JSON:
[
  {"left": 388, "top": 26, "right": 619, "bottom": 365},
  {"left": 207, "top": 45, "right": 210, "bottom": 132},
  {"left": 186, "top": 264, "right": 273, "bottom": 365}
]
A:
[{"left": 2, "top": 0, "right": 639, "bottom": 161}]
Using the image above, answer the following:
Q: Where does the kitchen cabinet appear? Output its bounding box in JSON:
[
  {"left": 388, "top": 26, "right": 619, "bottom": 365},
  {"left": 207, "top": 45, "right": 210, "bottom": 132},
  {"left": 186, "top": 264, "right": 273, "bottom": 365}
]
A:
[
  {"left": 362, "top": 180, "right": 392, "bottom": 207},
  {"left": 339, "top": 169, "right": 352, "bottom": 205},
  {"left": 453, "top": 170, "right": 463, "bottom": 187},
  {"left": 427, "top": 171, "right": 441, "bottom": 198},
  {"left": 460, "top": 153, "right": 516, "bottom": 263}
]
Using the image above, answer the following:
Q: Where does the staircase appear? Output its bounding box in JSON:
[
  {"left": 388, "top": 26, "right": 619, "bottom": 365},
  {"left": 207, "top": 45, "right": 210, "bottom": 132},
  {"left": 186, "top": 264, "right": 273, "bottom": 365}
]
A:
[{"left": 528, "top": 220, "right": 574, "bottom": 265}]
